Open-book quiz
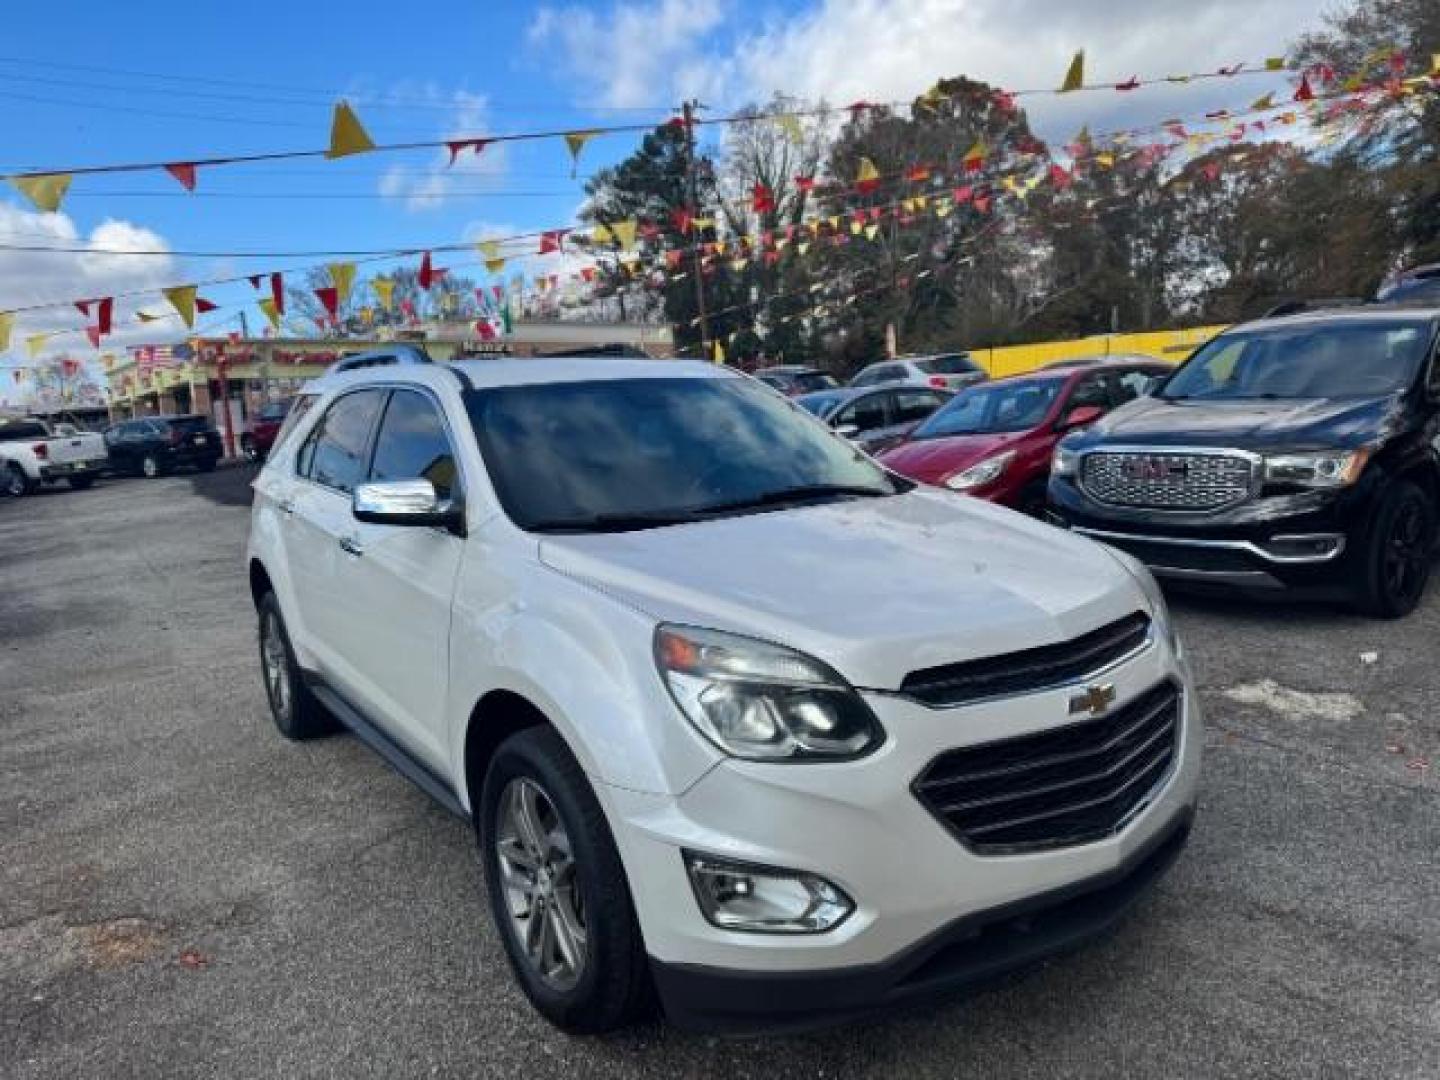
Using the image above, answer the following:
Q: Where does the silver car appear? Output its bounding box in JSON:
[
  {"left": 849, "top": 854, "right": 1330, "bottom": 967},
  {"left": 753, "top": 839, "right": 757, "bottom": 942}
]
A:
[{"left": 850, "top": 353, "right": 988, "bottom": 391}]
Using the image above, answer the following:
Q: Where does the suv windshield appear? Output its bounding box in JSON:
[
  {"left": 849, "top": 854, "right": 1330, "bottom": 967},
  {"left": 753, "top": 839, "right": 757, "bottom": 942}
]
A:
[
  {"left": 911, "top": 379, "right": 1062, "bottom": 438},
  {"left": 917, "top": 355, "right": 980, "bottom": 375},
  {"left": 1161, "top": 320, "right": 1432, "bottom": 401},
  {"left": 469, "top": 377, "right": 902, "bottom": 532}
]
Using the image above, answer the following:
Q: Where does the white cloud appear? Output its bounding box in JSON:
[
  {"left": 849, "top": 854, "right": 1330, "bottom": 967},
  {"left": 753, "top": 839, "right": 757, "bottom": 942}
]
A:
[
  {"left": 376, "top": 89, "right": 510, "bottom": 212},
  {"left": 528, "top": 0, "right": 729, "bottom": 108},
  {"left": 530, "top": 0, "right": 1327, "bottom": 142}
]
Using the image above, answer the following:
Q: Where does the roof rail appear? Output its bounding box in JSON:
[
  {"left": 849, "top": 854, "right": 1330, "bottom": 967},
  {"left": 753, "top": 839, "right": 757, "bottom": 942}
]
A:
[{"left": 332, "top": 344, "right": 433, "bottom": 374}]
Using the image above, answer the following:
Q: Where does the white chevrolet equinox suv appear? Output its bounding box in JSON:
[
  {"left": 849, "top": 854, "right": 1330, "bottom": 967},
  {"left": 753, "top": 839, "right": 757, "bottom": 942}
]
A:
[{"left": 246, "top": 351, "right": 1201, "bottom": 1033}]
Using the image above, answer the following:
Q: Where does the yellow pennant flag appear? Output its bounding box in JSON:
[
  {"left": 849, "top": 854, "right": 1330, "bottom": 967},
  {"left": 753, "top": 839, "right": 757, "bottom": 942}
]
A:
[
  {"left": 11, "top": 174, "right": 72, "bottom": 213},
  {"left": 564, "top": 130, "right": 600, "bottom": 175},
  {"left": 372, "top": 279, "right": 395, "bottom": 311},
  {"left": 477, "top": 239, "right": 501, "bottom": 260},
  {"left": 798, "top": 241, "right": 811, "bottom": 255},
  {"left": 855, "top": 156, "right": 880, "bottom": 187},
  {"left": 1250, "top": 93, "right": 1275, "bottom": 111},
  {"left": 327, "top": 102, "right": 375, "bottom": 158},
  {"left": 591, "top": 223, "right": 613, "bottom": 246},
  {"left": 485, "top": 257, "right": 507, "bottom": 274},
  {"left": 775, "top": 114, "right": 804, "bottom": 144},
  {"left": 850, "top": 218, "right": 863, "bottom": 235},
  {"left": 863, "top": 223, "right": 879, "bottom": 240},
  {"left": 934, "top": 202, "right": 952, "bottom": 219},
  {"left": 329, "top": 262, "right": 357, "bottom": 304},
  {"left": 0, "top": 311, "right": 12, "bottom": 352},
  {"left": 731, "top": 257, "right": 748, "bottom": 272},
  {"left": 1059, "top": 50, "right": 1085, "bottom": 93},
  {"left": 1431, "top": 53, "right": 1440, "bottom": 75},
  {"left": 163, "top": 285, "right": 198, "bottom": 328},
  {"left": 1095, "top": 151, "right": 1115, "bottom": 168},
  {"left": 257, "top": 297, "right": 281, "bottom": 330},
  {"left": 360, "top": 306, "right": 374, "bottom": 326},
  {"left": 962, "top": 139, "right": 987, "bottom": 170},
  {"left": 712, "top": 340, "right": 726, "bottom": 365},
  {"left": 1265, "top": 57, "right": 1287, "bottom": 71},
  {"left": 26, "top": 333, "right": 47, "bottom": 358},
  {"left": 610, "top": 219, "right": 638, "bottom": 250}
]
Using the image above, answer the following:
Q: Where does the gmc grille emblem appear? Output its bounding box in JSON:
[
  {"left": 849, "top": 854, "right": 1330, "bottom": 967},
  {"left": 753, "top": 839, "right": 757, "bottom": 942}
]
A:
[{"left": 1121, "top": 456, "right": 1186, "bottom": 482}]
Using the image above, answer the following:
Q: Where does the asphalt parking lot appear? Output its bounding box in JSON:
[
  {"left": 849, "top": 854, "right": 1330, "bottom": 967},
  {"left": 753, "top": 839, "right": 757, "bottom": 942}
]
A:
[{"left": 2, "top": 468, "right": 1437, "bottom": 1079}]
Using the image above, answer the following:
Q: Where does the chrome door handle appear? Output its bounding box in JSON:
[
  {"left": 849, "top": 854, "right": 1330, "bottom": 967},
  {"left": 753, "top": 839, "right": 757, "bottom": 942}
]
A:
[
  {"left": 278, "top": 499, "right": 295, "bottom": 515},
  {"left": 338, "top": 535, "right": 364, "bottom": 556}
]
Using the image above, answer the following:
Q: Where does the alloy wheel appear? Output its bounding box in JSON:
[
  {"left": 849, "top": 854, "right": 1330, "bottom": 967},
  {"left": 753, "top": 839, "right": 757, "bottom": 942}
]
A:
[
  {"left": 1383, "top": 500, "right": 1428, "bottom": 606},
  {"left": 142, "top": 456, "right": 159, "bottom": 479},
  {"left": 495, "top": 777, "right": 588, "bottom": 990},
  {"left": 260, "top": 612, "right": 291, "bottom": 720},
  {"left": 4, "top": 468, "right": 23, "bottom": 497}
]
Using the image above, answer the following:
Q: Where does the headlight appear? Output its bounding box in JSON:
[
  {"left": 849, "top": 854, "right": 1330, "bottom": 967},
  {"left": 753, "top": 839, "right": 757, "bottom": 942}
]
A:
[
  {"left": 1114, "top": 554, "right": 1180, "bottom": 656},
  {"left": 944, "top": 449, "right": 1015, "bottom": 491},
  {"left": 655, "top": 625, "right": 885, "bottom": 761},
  {"left": 1263, "top": 448, "right": 1370, "bottom": 488},
  {"left": 1052, "top": 443, "right": 1079, "bottom": 478}
]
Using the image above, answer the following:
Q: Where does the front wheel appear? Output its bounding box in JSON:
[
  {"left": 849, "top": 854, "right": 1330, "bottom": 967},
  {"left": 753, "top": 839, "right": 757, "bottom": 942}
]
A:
[
  {"left": 1354, "top": 480, "right": 1436, "bottom": 619},
  {"left": 257, "top": 592, "right": 335, "bottom": 739},
  {"left": 479, "top": 727, "right": 650, "bottom": 1033},
  {"left": 140, "top": 454, "right": 162, "bottom": 479}
]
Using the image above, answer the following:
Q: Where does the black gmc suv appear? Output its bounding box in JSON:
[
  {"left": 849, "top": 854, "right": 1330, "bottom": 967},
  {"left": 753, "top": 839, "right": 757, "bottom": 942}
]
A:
[{"left": 1048, "top": 307, "right": 1440, "bottom": 617}]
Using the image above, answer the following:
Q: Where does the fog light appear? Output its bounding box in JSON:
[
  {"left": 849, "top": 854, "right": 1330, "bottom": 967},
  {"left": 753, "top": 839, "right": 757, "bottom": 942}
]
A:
[{"left": 683, "top": 851, "right": 854, "bottom": 933}]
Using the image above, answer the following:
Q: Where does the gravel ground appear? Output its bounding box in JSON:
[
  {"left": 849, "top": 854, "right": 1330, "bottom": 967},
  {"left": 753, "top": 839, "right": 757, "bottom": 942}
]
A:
[{"left": 2, "top": 468, "right": 1437, "bottom": 1079}]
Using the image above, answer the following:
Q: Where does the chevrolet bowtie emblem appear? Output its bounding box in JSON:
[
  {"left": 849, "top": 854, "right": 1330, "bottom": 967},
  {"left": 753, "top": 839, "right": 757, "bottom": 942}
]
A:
[{"left": 1070, "top": 683, "right": 1117, "bottom": 717}]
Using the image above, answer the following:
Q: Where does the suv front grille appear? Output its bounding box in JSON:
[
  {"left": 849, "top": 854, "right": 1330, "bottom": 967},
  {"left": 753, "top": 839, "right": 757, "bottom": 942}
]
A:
[
  {"left": 913, "top": 681, "right": 1181, "bottom": 854},
  {"left": 899, "top": 613, "right": 1150, "bottom": 708},
  {"left": 1080, "top": 450, "right": 1253, "bottom": 511}
]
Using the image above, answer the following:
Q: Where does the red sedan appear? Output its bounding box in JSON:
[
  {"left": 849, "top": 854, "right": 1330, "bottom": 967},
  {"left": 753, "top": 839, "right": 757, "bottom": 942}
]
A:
[
  {"left": 241, "top": 398, "right": 294, "bottom": 462},
  {"left": 879, "top": 359, "right": 1169, "bottom": 515}
]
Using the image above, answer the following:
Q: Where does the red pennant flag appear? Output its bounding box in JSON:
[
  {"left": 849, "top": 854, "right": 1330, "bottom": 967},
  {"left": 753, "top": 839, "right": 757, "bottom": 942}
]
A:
[
  {"left": 248, "top": 274, "right": 263, "bottom": 290},
  {"left": 974, "top": 196, "right": 991, "bottom": 214},
  {"left": 794, "top": 175, "right": 815, "bottom": 192},
  {"left": 270, "top": 272, "right": 285, "bottom": 316},
  {"left": 96, "top": 297, "right": 113, "bottom": 336},
  {"left": 580, "top": 266, "right": 596, "bottom": 282},
  {"left": 195, "top": 297, "right": 218, "bottom": 313},
  {"left": 400, "top": 299, "right": 417, "bottom": 321},
  {"left": 538, "top": 230, "right": 567, "bottom": 254},
  {"left": 164, "top": 163, "right": 198, "bottom": 191},
  {"left": 751, "top": 184, "right": 776, "bottom": 213},
  {"left": 445, "top": 138, "right": 490, "bottom": 166},
  {"left": 664, "top": 249, "right": 684, "bottom": 269},
  {"left": 75, "top": 300, "right": 91, "bottom": 317},
  {"left": 418, "top": 251, "right": 434, "bottom": 290},
  {"left": 669, "top": 207, "right": 694, "bottom": 233},
  {"left": 993, "top": 90, "right": 1018, "bottom": 114},
  {"left": 869, "top": 207, "right": 884, "bottom": 221},
  {"left": 1202, "top": 162, "right": 1223, "bottom": 181},
  {"left": 85, "top": 325, "right": 101, "bottom": 350},
  {"left": 1115, "top": 76, "right": 1140, "bottom": 91},
  {"left": 491, "top": 285, "right": 503, "bottom": 303},
  {"left": 314, "top": 287, "right": 339, "bottom": 318},
  {"left": 1293, "top": 75, "right": 1314, "bottom": 102},
  {"left": 846, "top": 100, "right": 874, "bottom": 121},
  {"left": 475, "top": 319, "right": 496, "bottom": 340},
  {"left": 905, "top": 165, "right": 931, "bottom": 182},
  {"left": 1049, "top": 164, "right": 1073, "bottom": 189},
  {"left": 953, "top": 185, "right": 974, "bottom": 203}
]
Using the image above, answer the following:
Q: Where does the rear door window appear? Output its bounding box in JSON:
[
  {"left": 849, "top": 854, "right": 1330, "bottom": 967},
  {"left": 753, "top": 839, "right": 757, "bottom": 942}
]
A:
[
  {"left": 917, "top": 355, "right": 981, "bottom": 375},
  {"left": 834, "top": 392, "right": 891, "bottom": 432},
  {"left": 893, "top": 389, "right": 947, "bottom": 423},
  {"left": 367, "top": 390, "right": 460, "bottom": 501},
  {"left": 298, "top": 390, "right": 386, "bottom": 494}
]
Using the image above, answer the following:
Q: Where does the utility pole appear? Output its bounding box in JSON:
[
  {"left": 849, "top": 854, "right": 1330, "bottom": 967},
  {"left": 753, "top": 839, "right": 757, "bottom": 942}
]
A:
[{"left": 680, "top": 99, "right": 712, "bottom": 361}]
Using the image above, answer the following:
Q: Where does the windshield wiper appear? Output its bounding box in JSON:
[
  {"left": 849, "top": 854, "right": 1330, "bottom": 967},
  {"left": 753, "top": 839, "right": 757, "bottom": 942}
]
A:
[
  {"left": 530, "top": 509, "right": 705, "bottom": 533},
  {"left": 692, "top": 483, "right": 894, "bottom": 516}
]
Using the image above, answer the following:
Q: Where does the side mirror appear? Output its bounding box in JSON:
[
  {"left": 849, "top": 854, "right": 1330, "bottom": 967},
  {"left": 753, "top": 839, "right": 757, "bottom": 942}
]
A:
[
  {"left": 1059, "top": 405, "right": 1104, "bottom": 431},
  {"left": 834, "top": 423, "right": 860, "bottom": 438},
  {"left": 353, "top": 479, "right": 464, "bottom": 534}
]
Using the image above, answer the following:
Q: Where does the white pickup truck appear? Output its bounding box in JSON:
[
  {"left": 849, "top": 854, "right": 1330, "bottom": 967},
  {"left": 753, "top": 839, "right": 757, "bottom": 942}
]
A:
[{"left": 0, "top": 416, "right": 109, "bottom": 496}]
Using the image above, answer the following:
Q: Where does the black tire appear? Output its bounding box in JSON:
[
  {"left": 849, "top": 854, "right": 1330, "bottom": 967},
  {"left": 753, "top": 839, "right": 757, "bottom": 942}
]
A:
[
  {"left": 256, "top": 592, "right": 336, "bottom": 739},
  {"left": 4, "top": 463, "right": 35, "bottom": 497},
  {"left": 479, "top": 726, "right": 650, "bottom": 1034},
  {"left": 140, "top": 454, "right": 163, "bottom": 479},
  {"left": 1354, "top": 480, "right": 1436, "bottom": 619},
  {"left": 67, "top": 475, "right": 95, "bottom": 490}
]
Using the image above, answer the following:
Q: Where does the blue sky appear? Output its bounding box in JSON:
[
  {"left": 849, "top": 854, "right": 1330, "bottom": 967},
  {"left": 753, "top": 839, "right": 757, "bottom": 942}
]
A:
[{"left": 0, "top": 0, "right": 1326, "bottom": 401}]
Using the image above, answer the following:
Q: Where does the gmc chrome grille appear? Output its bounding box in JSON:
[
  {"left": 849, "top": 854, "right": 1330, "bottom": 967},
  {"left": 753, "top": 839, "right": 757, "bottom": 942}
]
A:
[
  {"left": 899, "top": 613, "right": 1150, "bottom": 707},
  {"left": 913, "top": 681, "right": 1181, "bottom": 854},
  {"left": 1080, "top": 450, "right": 1253, "bottom": 511}
]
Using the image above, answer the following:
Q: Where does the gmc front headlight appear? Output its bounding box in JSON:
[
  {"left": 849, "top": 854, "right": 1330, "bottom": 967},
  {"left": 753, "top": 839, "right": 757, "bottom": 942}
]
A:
[
  {"left": 1052, "top": 443, "right": 1079, "bottom": 478},
  {"left": 945, "top": 449, "right": 1015, "bottom": 491},
  {"left": 654, "top": 625, "right": 885, "bottom": 761},
  {"left": 1263, "top": 448, "right": 1370, "bottom": 488}
]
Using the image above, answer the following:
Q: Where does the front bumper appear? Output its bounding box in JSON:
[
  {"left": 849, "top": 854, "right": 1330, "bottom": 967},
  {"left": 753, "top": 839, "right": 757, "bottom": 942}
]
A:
[
  {"left": 601, "top": 639, "right": 1200, "bottom": 1030},
  {"left": 1047, "top": 477, "right": 1368, "bottom": 593}
]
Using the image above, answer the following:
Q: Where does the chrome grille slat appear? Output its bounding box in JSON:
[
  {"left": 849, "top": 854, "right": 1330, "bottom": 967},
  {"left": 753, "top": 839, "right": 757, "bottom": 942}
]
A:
[
  {"left": 913, "top": 681, "right": 1181, "bottom": 854},
  {"left": 1081, "top": 450, "right": 1252, "bottom": 512}
]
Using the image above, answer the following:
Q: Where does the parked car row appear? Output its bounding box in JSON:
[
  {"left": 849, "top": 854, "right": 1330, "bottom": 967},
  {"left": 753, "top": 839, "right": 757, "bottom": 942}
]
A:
[{"left": 0, "top": 415, "right": 108, "bottom": 496}]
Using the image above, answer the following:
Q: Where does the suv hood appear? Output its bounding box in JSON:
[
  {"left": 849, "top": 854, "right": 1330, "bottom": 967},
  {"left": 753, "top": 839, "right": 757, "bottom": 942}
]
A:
[
  {"left": 880, "top": 431, "right": 1026, "bottom": 483},
  {"left": 1083, "top": 394, "right": 1398, "bottom": 450},
  {"left": 538, "top": 489, "right": 1143, "bottom": 690}
]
